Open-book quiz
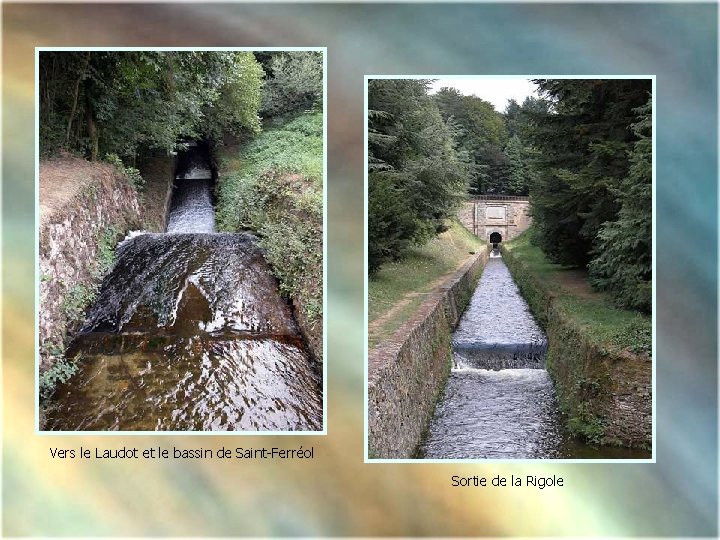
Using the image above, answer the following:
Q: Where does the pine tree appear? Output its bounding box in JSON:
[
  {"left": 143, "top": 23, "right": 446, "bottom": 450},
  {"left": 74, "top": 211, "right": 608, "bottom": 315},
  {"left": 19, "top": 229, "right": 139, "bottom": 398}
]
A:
[
  {"left": 589, "top": 96, "right": 652, "bottom": 312},
  {"left": 527, "top": 79, "right": 651, "bottom": 267},
  {"left": 367, "top": 80, "right": 469, "bottom": 273}
]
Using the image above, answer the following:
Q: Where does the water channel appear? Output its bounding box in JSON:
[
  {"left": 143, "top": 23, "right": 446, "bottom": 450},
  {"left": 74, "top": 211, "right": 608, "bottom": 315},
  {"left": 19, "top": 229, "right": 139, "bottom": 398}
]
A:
[
  {"left": 419, "top": 256, "right": 650, "bottom": 459},
  {"left": 45, "top": 145, "right": 322, "bottom": 431}
]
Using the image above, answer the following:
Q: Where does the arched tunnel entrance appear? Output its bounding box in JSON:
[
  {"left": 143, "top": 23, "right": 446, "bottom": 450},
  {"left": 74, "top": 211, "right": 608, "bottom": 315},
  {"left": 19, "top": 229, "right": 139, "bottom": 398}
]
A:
[
  {"left": 166, "top": 141, "right": 216, "bottom": 233},
  {"left": 490, "top": 232, "right": 502, "bottom": 246}
]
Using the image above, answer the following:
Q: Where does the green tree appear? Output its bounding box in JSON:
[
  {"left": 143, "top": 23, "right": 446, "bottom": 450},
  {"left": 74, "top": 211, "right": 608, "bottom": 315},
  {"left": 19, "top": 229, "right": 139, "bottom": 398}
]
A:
[
  {"left": 588, "top": 96, "right": 652, "bottom": 312},
  {"left": 367, "top": 172, "right": 417, "bottom": 274},
  {"left": 368, "top": 79, "right": 469, "bottom": 273},
  {"left": 39, "top": 51, "right": 264, "bottom": 162},
  {"left": 504, "top": 134, "right": 537, "bottom": 195},
  {"left": 434, "top": 88, "right": 509, "bottom": 194},
  {"left": 527, "top": 79, "right": 651, "bottom": 267},
  {"left": 260, "top": 51, "right": 323, "bottom": 117}
]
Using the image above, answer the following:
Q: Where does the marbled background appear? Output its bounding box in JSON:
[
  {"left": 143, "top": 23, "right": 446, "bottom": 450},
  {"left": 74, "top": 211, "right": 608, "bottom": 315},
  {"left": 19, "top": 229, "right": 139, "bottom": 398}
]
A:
[{"left": 2, "top": 3, "right": 717, "bottom": 536}]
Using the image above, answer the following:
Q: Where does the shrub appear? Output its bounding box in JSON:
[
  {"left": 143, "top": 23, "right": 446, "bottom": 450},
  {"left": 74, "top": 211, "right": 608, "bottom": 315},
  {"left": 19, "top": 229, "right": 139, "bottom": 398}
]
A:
[
  {"left": 104, "top": 153, "right": 145, "bottom": 191},
  {"left": 39, "top": 357, "right": 78, "bottom": 402},
  {"left": 216, "top": 111, "right": 323, "bottom": 326}
]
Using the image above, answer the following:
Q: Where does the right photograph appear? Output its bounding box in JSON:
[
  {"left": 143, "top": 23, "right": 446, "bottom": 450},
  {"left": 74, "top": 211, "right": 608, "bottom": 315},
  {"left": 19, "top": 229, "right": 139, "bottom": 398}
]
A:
[{"left": 365, "top": 76, "right": 653, "bottom": 461}]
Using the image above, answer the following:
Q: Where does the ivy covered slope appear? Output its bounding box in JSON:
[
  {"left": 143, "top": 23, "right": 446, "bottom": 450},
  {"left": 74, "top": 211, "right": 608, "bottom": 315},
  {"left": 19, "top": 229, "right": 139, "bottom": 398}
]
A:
[{"left": 216, "top": 111, "right": 323, "bottom": 361}]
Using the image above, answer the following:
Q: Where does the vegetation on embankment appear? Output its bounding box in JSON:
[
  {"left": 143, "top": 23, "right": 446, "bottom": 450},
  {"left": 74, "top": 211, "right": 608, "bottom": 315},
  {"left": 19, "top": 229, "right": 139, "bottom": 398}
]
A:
[
  {"left": 368, "top": 219, "right": 485, "bottom": 348},
  {"left": 39, "top": 156, "right": 141, "bottom": 404},
  {"left": 528, "top": 80, "right": 652, "bottom": 313},
  {"left": 503, "top": 230, "right": 652, "bottom": 447},
  {"left": 215, "top": 111, "right": 323, "bottom": 361}
]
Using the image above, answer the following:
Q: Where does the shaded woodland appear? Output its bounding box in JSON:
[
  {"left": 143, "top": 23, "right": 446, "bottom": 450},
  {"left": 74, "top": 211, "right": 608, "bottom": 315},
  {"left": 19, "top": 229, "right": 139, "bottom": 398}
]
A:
[{"left": 368, "top": 78, "right": 652, "bottom": 312}]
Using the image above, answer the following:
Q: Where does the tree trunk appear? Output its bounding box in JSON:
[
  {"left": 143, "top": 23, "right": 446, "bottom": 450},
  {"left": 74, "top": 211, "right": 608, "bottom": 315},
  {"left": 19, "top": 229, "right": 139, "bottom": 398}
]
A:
[
  {"left": 65, "top": 53, "right": 90, "bottom": 147},
  {"left": 86, "top": 101, "right": 98, "bottom": 161}
]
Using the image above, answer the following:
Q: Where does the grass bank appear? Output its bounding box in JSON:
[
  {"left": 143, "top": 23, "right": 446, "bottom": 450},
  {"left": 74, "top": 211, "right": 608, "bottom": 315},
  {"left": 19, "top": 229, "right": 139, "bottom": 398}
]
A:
[
  {"left": 504, "top": 230, "right": 652, "bottom": 447},
  {"left": 215, "top": 111, "right": 323, "bottom": 361},
  {"left": 505, "top": 231, "right": 651, "bottom": 355},
  {"left": 368, "top": 219, "right": 485, "bottom": 348}
]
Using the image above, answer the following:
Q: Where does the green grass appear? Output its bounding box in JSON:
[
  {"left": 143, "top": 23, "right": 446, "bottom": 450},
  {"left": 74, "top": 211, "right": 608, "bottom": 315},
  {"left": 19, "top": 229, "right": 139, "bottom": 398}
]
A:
[
  {"left": 368, "top": 219, "right": 484, "bottom": 347},
  {"left": 215, "top": 111, "right": 323, "bottom": 353},
  {"left": 216, "top": 111, "right": 323, "bottom": 232},
  {"left": 505, "top": 231, "right": 651, "bottom": 355}
]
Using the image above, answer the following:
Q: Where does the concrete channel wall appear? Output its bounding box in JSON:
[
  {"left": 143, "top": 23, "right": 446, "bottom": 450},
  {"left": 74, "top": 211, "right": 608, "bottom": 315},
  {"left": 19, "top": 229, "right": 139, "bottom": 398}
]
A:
[{"left": 367, "top": 249, "right": 489, "bottom": 459}]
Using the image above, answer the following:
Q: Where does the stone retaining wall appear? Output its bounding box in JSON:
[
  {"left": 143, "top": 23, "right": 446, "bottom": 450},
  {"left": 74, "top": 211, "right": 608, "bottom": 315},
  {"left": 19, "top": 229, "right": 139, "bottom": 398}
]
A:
[
  {"left": 137, "top": 154, "right": 176, "bottom": 232},
  {"left": 458, "top": 197, "right": 532, "bottom": 241},
  {"left": 368, "top": 249, "right": 489, "bottom": 459},
  {"left": 39, "top": 158, "right": 142, "bottom": 371},
  {"left": 502, "top": 245, "right": 652, "bottom": 448}
]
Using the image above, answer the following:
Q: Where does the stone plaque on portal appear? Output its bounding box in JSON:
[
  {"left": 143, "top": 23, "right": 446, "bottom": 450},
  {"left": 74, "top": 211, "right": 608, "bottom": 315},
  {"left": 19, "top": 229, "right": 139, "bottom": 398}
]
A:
[{"left": 486, "top": 206, "right": 506, "bottom": 220}]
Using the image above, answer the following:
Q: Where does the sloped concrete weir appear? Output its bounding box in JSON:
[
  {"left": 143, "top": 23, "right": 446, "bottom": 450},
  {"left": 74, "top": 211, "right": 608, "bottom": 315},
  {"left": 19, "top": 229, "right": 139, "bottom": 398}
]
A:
[
  {"left": 46, "top": 147, "right": 322, "bottom": 431},
  {"left": 46, "top": 233, "right": 322, "bottom": 431}
]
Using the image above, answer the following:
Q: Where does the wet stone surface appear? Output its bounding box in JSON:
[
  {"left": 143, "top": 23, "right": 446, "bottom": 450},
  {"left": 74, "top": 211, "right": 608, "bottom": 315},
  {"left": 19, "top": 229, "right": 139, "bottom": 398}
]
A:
[
  {"left": 47, "top": 145, "right": 320, "bottom": 431},
  {"left": 46, "top": 228, "right": 322, "bottom": 430}
]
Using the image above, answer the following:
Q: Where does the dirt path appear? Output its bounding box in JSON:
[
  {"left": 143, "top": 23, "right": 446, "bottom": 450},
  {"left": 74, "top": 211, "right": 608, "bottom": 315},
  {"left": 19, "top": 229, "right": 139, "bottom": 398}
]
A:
[
  {"left": 40, "top": 155, "right": 115, "bottom": 226},
  {"left": 549, "top": 268, "right": 602, "bottom": 300},
  {"left": 368, "top": 254, "right": 474, "bottom": 343}
]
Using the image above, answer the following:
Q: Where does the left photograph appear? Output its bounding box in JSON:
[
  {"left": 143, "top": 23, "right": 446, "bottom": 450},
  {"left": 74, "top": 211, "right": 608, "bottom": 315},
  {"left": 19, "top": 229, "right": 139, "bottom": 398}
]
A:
[{"left": 37, "top": 49, "right": 325, "bottom": 432}]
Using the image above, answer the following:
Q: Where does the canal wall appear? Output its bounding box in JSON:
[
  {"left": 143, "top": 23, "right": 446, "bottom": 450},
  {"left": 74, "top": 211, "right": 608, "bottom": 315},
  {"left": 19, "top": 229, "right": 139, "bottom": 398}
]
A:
[
  {"left": 39, "top": 156, "right": 142, "bottom": 372},
  {"left": 502, "top": 245, "right": 652, "bottom": 448},
  {"left": 137, "top": 154, "right": 176, "bottom": 232},
  {"left": 367, "top": 249, "right": 489, "bottom": 459}
]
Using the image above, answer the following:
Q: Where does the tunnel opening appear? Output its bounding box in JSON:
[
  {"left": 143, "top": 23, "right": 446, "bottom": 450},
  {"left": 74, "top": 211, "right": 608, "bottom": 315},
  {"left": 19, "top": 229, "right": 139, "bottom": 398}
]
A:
[
  {"left": 173, "top": 140, "right": 217, "bottom": 187},
  {"left": 489, "top": 232, "right": 502, "bottom": 248},
  {"left": 166, "top": 140, "right": 218, "bottom": 233}
]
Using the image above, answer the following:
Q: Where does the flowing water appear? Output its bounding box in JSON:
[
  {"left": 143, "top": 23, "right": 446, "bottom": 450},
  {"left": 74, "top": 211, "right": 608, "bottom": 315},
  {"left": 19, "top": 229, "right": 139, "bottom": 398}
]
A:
[
  {"left": 419, "top": 257, "right": 649, "bottom": 459},
  {"left": 167, "top": 149, "right": 215, "bottom": 233},
  {"left": 46, "top": 146, "right": 322, "bottom": 431}
]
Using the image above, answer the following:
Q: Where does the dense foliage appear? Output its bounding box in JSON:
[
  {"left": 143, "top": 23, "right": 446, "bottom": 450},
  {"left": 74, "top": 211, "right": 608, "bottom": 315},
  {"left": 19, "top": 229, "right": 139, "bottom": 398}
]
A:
[
  {"left": 433, "top": 87, "right": 509, "bottom": 194},
  {"left": 368, "top": 79, "right": 469, "bottom": 274},
  {"left": 587, "top": 97, "right": 653, "bottom": 312},
  {"left": 216, "top": 111, "right": 324, "bottom": 332},
  {"left": 256, "top": 51, "right": 323, "bottom": 117},
  {"left": 39, "top": 51, "right": 264, "bottom": 161},
  {"left": 526, "top": 79, "right": 652, "bottom": 312}
]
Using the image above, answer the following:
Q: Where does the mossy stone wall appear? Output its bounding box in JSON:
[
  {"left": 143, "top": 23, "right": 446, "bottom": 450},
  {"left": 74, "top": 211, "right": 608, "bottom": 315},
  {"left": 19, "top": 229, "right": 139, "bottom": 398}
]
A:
[
  {"left": 502, "top": 246, "right": 652, "bottom": 448},
  {"left": 368, "top": 249, "right": 488, "bottom": 459}
]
